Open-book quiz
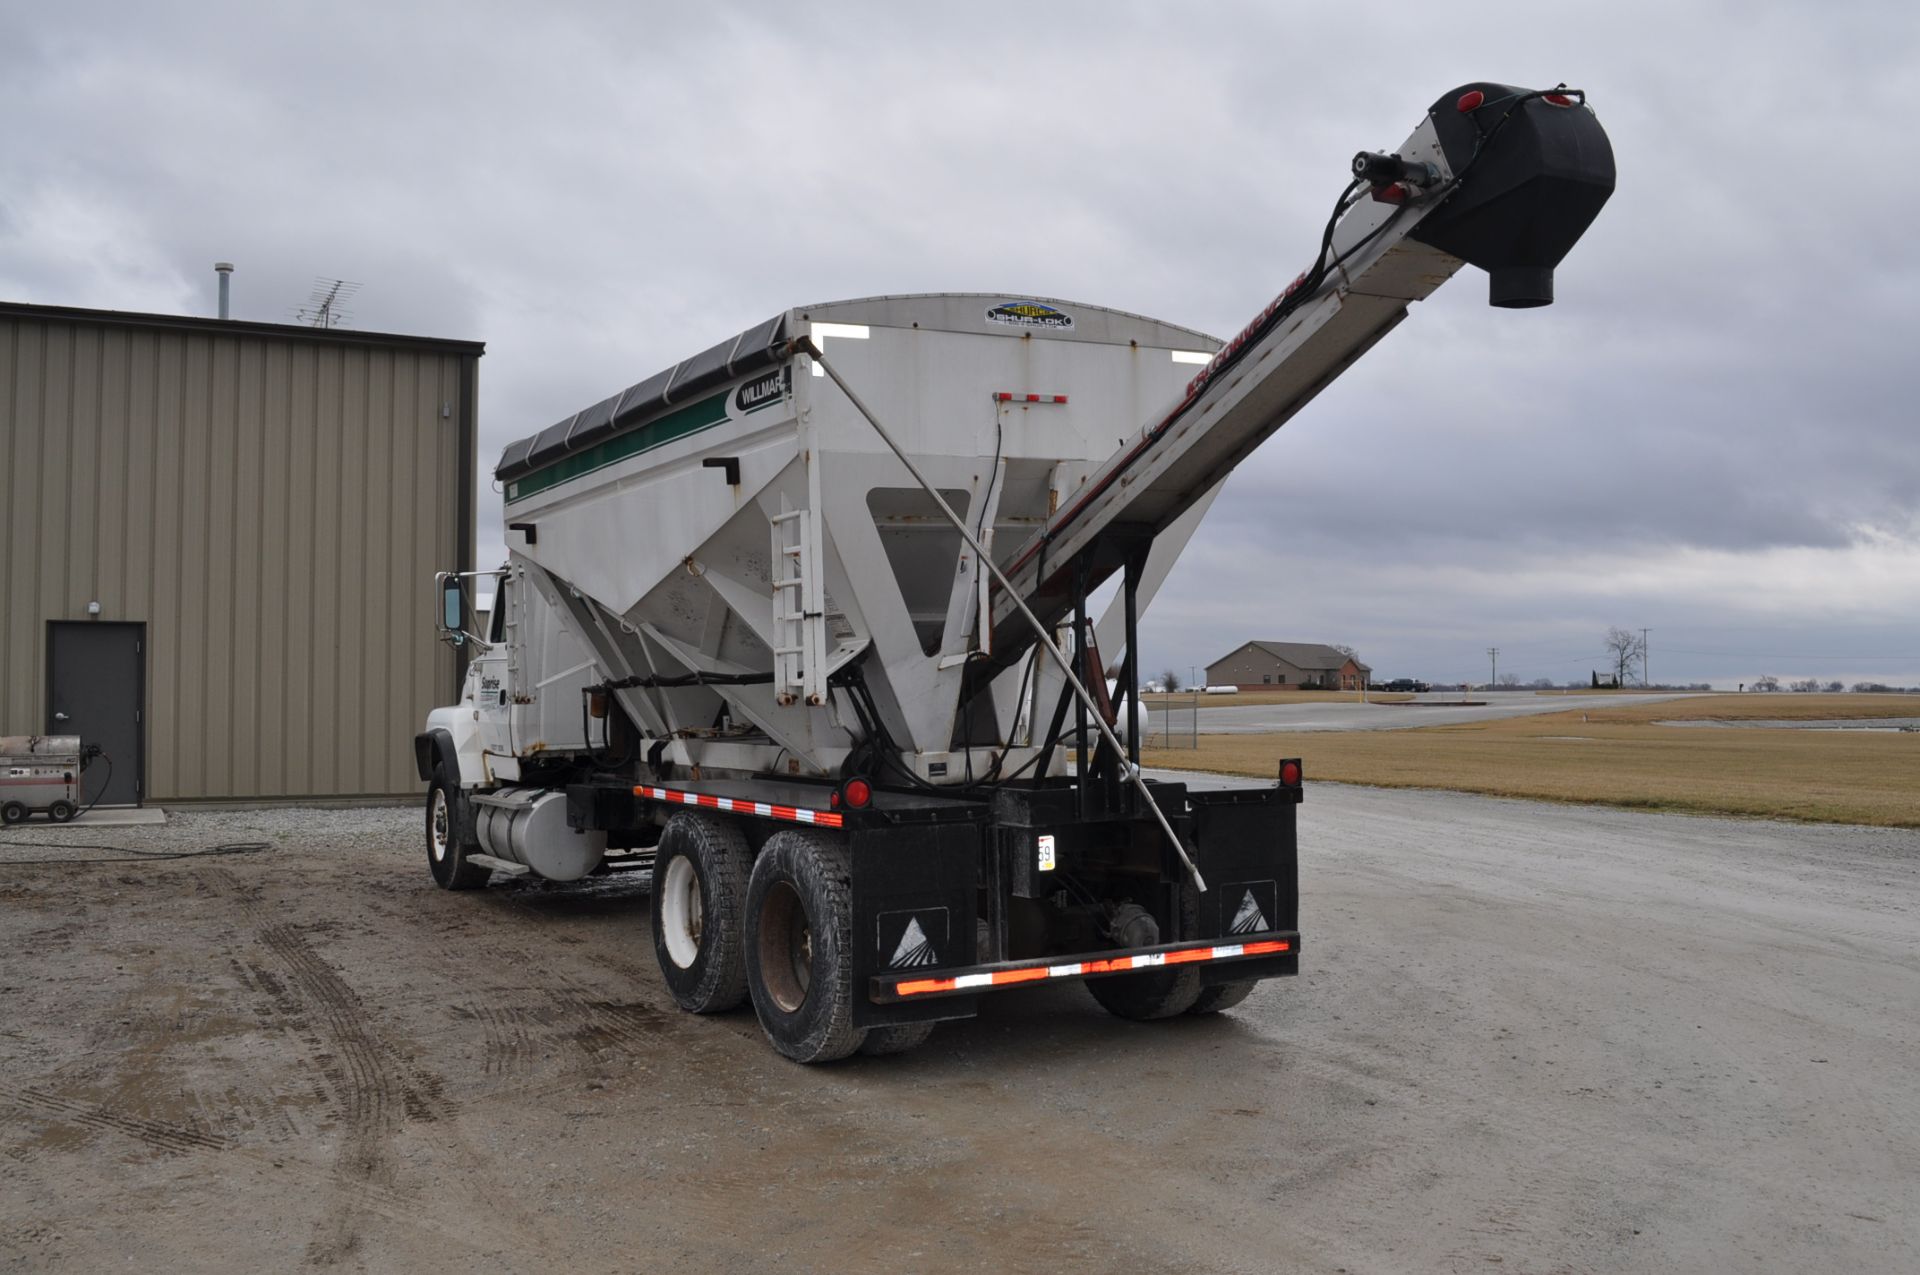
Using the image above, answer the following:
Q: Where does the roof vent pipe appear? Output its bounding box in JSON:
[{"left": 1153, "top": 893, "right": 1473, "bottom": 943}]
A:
[{"left": 214, "top": 262, "right": 234, "bottom": 319}]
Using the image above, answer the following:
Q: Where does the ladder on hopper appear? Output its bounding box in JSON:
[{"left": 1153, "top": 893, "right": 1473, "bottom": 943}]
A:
[{"left": 770, "top": 508, "right": 827, "bottom": 706}]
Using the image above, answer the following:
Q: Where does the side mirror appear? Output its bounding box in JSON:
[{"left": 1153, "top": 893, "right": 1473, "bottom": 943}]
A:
[{"left": 441, "top": 576, "right": 465, "bottom": 634}]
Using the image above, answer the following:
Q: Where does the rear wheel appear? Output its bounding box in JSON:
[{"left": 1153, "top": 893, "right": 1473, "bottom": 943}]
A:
[
  {"left": 1, "top": 801, "right": 25, "bottom": 826},
  {"left": 47, "top": 800, "right": 76, "bottom": 824},
  {"left": 426, "top": 762, "right": 490, "bottom": 890},
  {"left": 745, "top": 830, "right": 863, "bottom": 1063},
  {"left": 1186, "top": 981, "right": 1257, "bottom": 1015},
  {"left": 1087, "top": 885, "right": 1203, "bottom": 1021},
  {"left": 651, "top": 813, "right": 751, "bottom": 1014}
]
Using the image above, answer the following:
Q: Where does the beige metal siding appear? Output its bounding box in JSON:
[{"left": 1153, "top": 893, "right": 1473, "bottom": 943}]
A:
[{"left": 0, "top": 310, "right": 476, "bottom": 800}]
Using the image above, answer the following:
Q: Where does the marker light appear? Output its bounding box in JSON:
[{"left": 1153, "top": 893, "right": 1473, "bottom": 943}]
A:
[
  {"left": 841, "top": 777, "right": 873, "bottom": 809},
  {"left": 1279, "top": 760, "right": 1303, "bottom": 787},
  {"left": 1456, "top": 90, "right": 1485, "bottom": 112}
]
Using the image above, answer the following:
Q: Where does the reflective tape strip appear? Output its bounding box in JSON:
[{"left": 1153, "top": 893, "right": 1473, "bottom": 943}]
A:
[
  {"left": 888, "top": 938, "right": 1292, "bottom": 998},
  {"left": 993, "top": 392, "right": 1069, "bottom": 403},
  {"left": 633, "top": 785, "right": 844, "bottom": 829}
]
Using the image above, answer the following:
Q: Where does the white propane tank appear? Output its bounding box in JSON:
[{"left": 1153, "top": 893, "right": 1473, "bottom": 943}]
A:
[{"left": 473, "top": 787, "right": 607, "bottom": 881}]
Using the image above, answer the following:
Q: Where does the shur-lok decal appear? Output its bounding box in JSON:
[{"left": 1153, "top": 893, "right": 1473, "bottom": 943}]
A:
[{"left": 986, "top": 300, "right": 1074, "bottom": 331}]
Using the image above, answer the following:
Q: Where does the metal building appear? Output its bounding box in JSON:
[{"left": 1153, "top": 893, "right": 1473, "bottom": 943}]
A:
[{"left": 0, "top": 300, "right": 481, "bottom": 804}]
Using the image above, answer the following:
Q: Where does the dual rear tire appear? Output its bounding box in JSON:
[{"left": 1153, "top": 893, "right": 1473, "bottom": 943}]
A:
[
  {"left": 653, "top": 819, "right": 932, "bottom": 1063},
  {"left": 650, "top": 813, "right": 752, "bottom": 1015}
]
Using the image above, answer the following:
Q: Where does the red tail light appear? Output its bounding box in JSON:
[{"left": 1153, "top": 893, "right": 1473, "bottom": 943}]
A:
[
  {"left": 841, "top": 777, "right": 873, "bottom": 809},
  {"left": 1279, "top": 759, "right": 1303, "bottom": 787}
]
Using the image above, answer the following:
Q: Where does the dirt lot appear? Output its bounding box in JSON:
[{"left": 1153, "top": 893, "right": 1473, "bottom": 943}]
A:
[{"left": 3, "top": 789, "right": 1917, "bottom": 1273}]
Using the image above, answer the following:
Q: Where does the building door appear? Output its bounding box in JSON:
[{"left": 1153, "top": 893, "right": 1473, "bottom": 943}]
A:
[{"left": 47, "top": 622, "right": 145, "bottom": 807}]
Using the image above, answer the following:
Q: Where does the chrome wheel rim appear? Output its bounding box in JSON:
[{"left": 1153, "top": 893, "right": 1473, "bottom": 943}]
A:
[{"left": 430, "top": 789, "right": 450, "bottom": 862}]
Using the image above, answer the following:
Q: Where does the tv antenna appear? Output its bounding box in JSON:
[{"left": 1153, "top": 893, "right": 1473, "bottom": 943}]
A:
[{"left": 294, "top": 277, "right": 362, "bottom": 329}]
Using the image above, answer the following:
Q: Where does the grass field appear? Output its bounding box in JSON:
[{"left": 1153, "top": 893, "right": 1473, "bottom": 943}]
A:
[{"left": 1140, "top": 694, "right": 1920, "bottom": 827}]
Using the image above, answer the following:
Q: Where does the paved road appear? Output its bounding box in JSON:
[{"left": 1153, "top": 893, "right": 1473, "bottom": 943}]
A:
[
  {"left": 2, "top": 788, "right": 1915, "bottom": 1273},
  {"left": 1150, "top": 690, "right": 1706, "bottom": 734}
]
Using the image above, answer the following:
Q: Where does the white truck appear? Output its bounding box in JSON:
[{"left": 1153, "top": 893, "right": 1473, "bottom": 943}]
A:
[{"left": 417, "top": 83, "right": 1614, "bottom": 1062}]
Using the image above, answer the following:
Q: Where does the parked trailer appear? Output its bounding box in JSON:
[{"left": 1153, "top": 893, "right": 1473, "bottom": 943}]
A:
[
  {"left": 0, "top": 736, "right": 88, "bottom": 824},
  {"left": 417, "top": 84, "right": 1614, "bottom": 1061}
]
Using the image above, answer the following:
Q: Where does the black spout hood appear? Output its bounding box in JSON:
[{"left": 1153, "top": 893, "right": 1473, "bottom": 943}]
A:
[{"left": 1409, "top": 84, "right": 1617, "bottom": 308}]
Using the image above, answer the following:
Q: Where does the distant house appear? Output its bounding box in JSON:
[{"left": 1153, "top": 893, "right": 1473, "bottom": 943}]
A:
[{"left": 1206, "top": 641, "right": 1371, "bottom": 691}]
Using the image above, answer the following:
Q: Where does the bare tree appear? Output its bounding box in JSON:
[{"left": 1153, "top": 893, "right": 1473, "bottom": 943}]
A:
[
  {"left": 1789, "top": 678, "right": 1821, "bottom": 693},
  {"left": 1603, "top": 627, "right": 1645, "bottom": 686},
  {"left": 1752, "top": 674, "right": 1780, "bottom": 692},
  {"left": 1823, "top": 680, "right": 1844, "bottom": 693},
  {"left": 1497, "top": 673, "right": 1521, "bottom": 687},
  {"left": 1161, "top": 668, "right": 1182, "bottom": 693}
]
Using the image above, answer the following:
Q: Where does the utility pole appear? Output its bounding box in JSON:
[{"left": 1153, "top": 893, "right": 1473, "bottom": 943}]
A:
[
  {"left": 1641, "top": 628, "right": 1650, "bottom": 688},
  {"left": 1487, "top": 646, "right": 1499, "bottom": 690}
]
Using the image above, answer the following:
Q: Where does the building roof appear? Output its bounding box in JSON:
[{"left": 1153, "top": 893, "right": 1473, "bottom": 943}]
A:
[
  {"left": 0, "top": 299, "right": 485, "bottom": 357},
  {"left": 1207, "top": 641, "right": 1370, "bottom": 672}
]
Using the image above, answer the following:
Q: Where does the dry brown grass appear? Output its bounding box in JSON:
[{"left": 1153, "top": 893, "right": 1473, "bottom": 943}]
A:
[{"left": 1141, "top": 695, "right": 1920, "bottom": 827}]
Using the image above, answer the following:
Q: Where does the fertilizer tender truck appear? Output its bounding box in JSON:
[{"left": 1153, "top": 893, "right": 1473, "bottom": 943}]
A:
[{"left": 418, "top": 84, "right": 1614, "bottom": 1062}]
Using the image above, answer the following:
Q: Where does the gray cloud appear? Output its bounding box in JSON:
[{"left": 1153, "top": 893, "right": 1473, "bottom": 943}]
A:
[{"left": 5, "top": 1, "right": 1917, "bottom": 689}]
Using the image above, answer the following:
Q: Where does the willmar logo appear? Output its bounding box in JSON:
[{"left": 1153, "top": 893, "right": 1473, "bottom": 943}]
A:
[
  {"left": 734, "top": 366, "right": 789, "bottom": 415},
  {"left": 986, "top": 300, "right": 1074, "bottom": 331}
]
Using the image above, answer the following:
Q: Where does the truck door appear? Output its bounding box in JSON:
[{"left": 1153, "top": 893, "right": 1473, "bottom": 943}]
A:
[{"left": 472, "top": 575, "right": 516, "bottom": 775}]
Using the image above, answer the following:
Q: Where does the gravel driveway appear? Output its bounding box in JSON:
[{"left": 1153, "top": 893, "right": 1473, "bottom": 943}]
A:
[{"left": 1, "top": 787, "right": 1914, "bottom": 1272}]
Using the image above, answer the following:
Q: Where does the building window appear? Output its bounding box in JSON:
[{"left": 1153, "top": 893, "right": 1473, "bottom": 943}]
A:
[{"left": 1262, "top": 674, "right": 1271, "bottom": 684}]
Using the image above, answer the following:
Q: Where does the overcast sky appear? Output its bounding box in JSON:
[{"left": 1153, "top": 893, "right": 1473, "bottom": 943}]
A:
[{"left": 6, "top": 2, "right": 1917, "bottom": 689}]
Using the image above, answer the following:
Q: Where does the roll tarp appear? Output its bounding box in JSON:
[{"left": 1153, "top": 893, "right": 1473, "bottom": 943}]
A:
[{"left": 497, "top": 311, "right": 791, "bottom": 482}]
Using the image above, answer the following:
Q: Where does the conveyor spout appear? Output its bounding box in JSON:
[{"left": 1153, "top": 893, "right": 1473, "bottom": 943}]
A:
[{"left": 1408, "top": 83, "right": 1617, "bottom": 308}]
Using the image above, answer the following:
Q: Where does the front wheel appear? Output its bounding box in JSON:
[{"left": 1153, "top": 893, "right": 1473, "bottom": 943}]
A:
[
  {"left": 47, "top": 800, "right": 76, "bottom": 824},
  {"left": 744, "top": 830, "right": 863, "bottom": 1064},
  {"left": 1, "top": 801, "right": 26, "bottom": 826},
  {"left": 425, "top": 764, "right": 490, "bottom": 890},
  {"left": 651, "top": 812, "right": 751, "bottom": 1014}
]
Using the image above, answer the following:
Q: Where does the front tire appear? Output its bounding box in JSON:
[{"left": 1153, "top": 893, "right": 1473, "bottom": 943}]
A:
[
  {"left": 426, "top": 762, "right": 490, "bottom": 890},
  {"left": 2, "top": 801, "right": 27, "bottom": 825},
  {"left": 47, "top": 800, "right": 76, "bottom": 824},
  {"left": 744, "top": 830, "right": 863, "bottom": 1063},
  {"left": 651, "top": 813, "right": 751, "bottom": 1014}
]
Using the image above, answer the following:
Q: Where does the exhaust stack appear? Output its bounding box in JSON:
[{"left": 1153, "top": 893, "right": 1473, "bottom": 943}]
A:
[{"left": 214, "top": 262, "right": 234, "bottom": 319}]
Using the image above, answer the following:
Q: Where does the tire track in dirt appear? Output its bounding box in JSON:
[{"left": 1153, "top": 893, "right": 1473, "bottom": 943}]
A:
[
  {"left": 405, "top": 883, "right": 702, "bottom": 1103},
  {"left": 3, "top": 1087, "right": 227, "bottom": 1156},
  {"left": 199, "top": 864, "right": 454, "bottom": 1265}
]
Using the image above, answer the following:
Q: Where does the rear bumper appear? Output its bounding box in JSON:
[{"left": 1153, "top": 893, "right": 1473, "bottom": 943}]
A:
[{"left": 870, "top": 930, "right": 1300, "bottom": 1004}]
